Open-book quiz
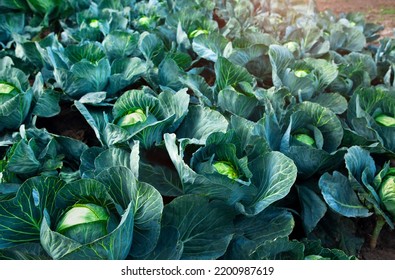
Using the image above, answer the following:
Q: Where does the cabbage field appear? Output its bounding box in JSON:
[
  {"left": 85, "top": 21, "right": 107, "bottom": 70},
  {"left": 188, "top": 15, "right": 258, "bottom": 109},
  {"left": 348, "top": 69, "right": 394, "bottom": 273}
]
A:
[{"left": 0, "top": 0, "right": 395, "bottom": 260}]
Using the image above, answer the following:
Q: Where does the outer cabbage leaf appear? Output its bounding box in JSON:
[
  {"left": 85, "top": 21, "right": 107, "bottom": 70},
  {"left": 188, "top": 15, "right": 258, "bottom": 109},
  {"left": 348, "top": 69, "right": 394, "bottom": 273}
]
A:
[
  {"left": 224, "top": 207, "right": 294, "bottom": 260},
  {"left": 297, "top": 184, "right": 327, "bottom": 234},
  {"left": 74, "top": 101, "right": 112, "bottom": 146},
  {"left": 235, "top": 207, "right": 294, "bottom": 244},
  {"left": 310, "top": 92, "right": 348, "bottom": 115},
  {"left": 239, "top": 151, "right": 297, "bottom": 216},
  {"left": 141, "top": 226, "right": 183, "bottom": 260},
  {"left": 0, "top": 176, "right": 65, "bottom": 249},
  {"left": 0, "top": 0, "right": 28, "bottom": 11},
  {"left": 139, "top": 161, "right": 183, "bottom": 197},
  {"left": 31, "top": 72, "right": 61, "bottom": 118},
  {"left": 175, "top": 105, "right": 228, "bottom": 144},
  {"left": 26, "top": 0, "right": 63, "bottom": 16},
  {"left": 179, "top": 72, "right": 214, "bottom": 106},
  {"left": 0, "top": 243, "right": 50, "bottom": 260},
  {"left": 319, "top": 171, "right": 371, "bottom": 218},
  {"left": 251, "top": 237, "right": 305, "bottom": 260},
  {"left": 107, "top": 57, "right": 147, "bottom": 96},
  {"left": 214, "top": 56, "right": 255, "bottom": 93},
  {"left": 138, "top": 32, "right": 165, "bottom": 66},
  {"left": 0, "top": 13, "right": 25, "bottom": 47},
  {"left": 161, "top": 195, "right": 235, "bottom": 260},
  {"left": 192, "top": 33, "right": 229, "bottom": 62},
  {"left": 217, "top": 88, "right": 259, "bottom": 118},
  {"left": 103, "top": 30, "right": 139, "bottom": 62},
  {"left": 18, "top": 33, "right": 62, "bottom": 71},
  {"left": 94, "top": 144, "right": 140, "bottom": 178}
]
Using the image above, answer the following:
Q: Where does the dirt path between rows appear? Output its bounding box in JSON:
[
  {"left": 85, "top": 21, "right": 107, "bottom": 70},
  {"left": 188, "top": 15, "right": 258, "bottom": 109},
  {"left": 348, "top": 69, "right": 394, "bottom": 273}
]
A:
[{"left": 315, "top": 0, "right": 395, "bottom": 38}]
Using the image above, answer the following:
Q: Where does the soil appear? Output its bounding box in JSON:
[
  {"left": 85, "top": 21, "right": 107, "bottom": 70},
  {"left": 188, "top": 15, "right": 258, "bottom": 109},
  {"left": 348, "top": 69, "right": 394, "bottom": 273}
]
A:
[
  {"left": 356, "top": 218, "right": 395, "bottom": 260},
  {"left": 315, "top": 0, "right": 395, "bottom": 38},
  {"left": 35, "top": 103, "right": 100, "bottom": 147}
]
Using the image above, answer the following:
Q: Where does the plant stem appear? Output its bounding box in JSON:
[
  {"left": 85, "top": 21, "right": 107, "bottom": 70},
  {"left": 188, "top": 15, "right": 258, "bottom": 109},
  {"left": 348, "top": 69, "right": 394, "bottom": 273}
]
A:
[{"left": 370, "top": 216, "right": 386, "bottom": 249}]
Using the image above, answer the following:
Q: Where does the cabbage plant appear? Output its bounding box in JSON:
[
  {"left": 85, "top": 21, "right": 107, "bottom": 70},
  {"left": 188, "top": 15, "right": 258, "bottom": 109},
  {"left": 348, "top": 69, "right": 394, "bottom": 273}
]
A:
[
  {"left": 0, "top": 58, "right": 33, "bottom": 132},
  {"left": 269, "top": 45, "right": 338, "bottom": 101},
  {"left": 0, "top": 12, "right": 26, "bottom": 48},
  {"left": 75, "top": 88, "right": 190, "bottom": 149},
  {"left": 325, "top": 17, "right": 367, "bottom": 52},
  {"left": 60, "top": 2, "right": 129, "bottom": 43},
  {"left": 0, "top": 126, "right": 87, "bottom": 186},
  {"left": 329, "top": 52, "right": 377, "bottom": 96},
  {"left": 164, "top": 127, "right": 298, "bottom": 216},
  {"left": 47, "top": 41, "right": 111, "bottom": 99},
  {"left": 346, "top": 87, "right": 395, "bottom": 153},
  {"left": 319, "top": 146, "right": 395, "bottom": 249},
  {"left": 278, "top": 102, "right": 346, "bottom": 178},
  {"left": 0, "top": 166, "right": 163, "bottom": 259}
]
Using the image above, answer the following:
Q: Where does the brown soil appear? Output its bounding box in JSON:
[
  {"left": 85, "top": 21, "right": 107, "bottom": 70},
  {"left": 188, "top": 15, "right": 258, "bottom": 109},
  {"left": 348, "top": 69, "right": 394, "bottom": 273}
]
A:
[
  {"left": 315, "top": 0, "right": 395, "bottom": 38},
  {"left": 356, "top": 218, "right": 395, "bottom": 260},
  {"left": 35, "top": 103, "right": 100, "bottom": 147}
]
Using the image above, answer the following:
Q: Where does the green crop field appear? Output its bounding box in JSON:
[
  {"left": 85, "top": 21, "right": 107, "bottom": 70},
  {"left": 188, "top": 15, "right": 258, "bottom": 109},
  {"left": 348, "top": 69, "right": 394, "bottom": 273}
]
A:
[{"left": 0, "top": 0, "right": 394, "bottom": 260}]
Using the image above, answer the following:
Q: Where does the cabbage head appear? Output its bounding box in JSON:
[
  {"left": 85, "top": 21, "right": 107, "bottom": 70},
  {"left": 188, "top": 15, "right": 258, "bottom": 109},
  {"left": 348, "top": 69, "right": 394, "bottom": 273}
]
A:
[{"left": 379, "top": 168, "right": 395, "bottom": 218}]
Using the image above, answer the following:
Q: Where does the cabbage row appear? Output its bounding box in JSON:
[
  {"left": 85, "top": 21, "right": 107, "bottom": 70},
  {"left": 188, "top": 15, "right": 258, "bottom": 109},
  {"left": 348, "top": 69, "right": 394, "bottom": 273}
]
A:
[{"left": 0, "top": 0, "right": 394, "bottom": 260}]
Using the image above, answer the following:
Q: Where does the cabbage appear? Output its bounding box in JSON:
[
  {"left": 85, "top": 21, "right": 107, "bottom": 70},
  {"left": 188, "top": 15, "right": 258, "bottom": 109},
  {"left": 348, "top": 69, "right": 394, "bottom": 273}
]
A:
[
  {"left": 0, "top": 82, "right": 17, "bottom": 95},
  {"left": 294, "top": 133, "right": 316, "bottom": 146},
  {"left": 56, "top": 203, "right": 113, "bottom": 244},
  {"left": 375, "top": 114, "right": 395, "bottom": 127},
  {"left": 89, "top": 19, "right": 99, "bottom": 28},
  {"left": 0, "top": 82, "right": 18, "bottom": 102},
  {"left": 379, "top": 168, "right": 395, "bottom": 217},
  {"left": 213, "top": 161, "right": 239, "bottom": 180},
  {"left": 294, "top": 70, "right": 309, "bottom": 78},
  {"left": 116, "top": 109, "right": 147, "bottom": 127}
]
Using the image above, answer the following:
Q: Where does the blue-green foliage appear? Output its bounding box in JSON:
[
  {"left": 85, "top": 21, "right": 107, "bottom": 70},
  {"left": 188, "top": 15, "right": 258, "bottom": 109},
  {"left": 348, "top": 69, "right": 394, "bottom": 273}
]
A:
[{"left": 0, "top": 0, "right": 393, "bottom": 260}]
